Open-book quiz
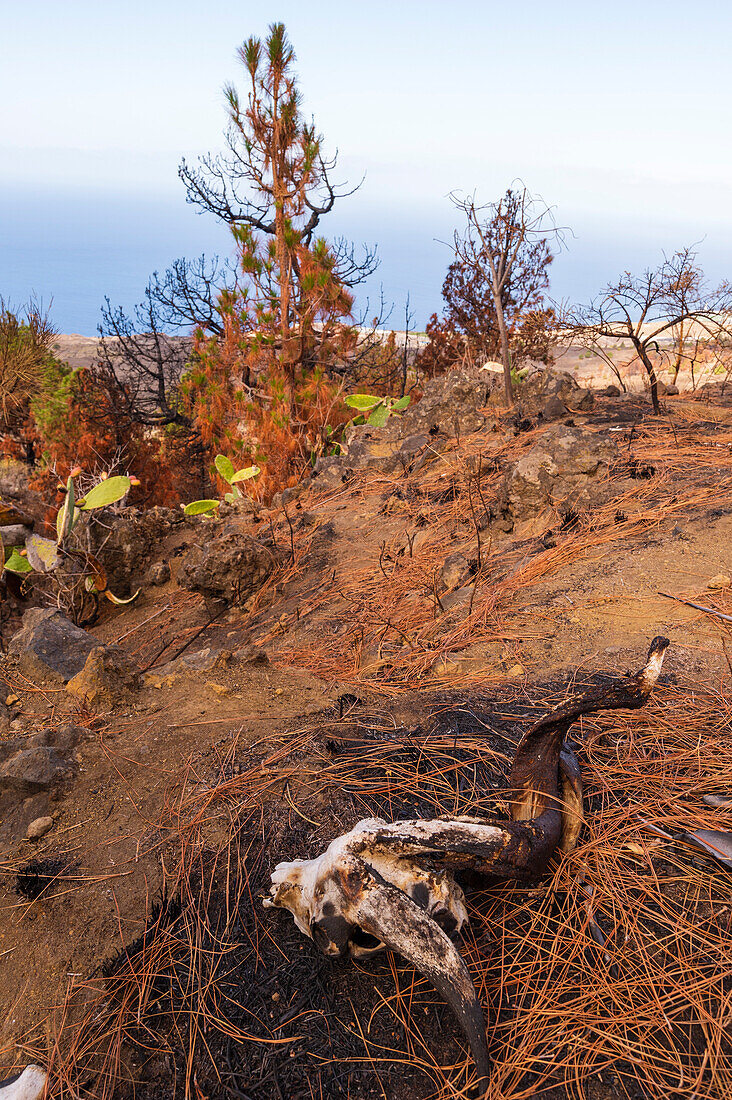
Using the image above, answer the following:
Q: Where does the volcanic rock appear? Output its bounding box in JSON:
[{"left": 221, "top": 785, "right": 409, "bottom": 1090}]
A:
[
  {"left": 502, "top": 425, "right": 615, "bottom": 527},
  {"left": 179, "top": 528, "right": 279, "bottom": 605},
  {"left": 102, "top": 507, "right": 185, "bottom": 594},
  {"left": 9, "top": 609, "right": 102, "bottom": 683},
  {"left": 66, "top": 646, "right": 141, "bottom": 705},
  {"left": 147, "top": 560, "right": 171, "bottom": 586},
  {"left": 0, "top": 747, "right": 76, "bottom": 798}
]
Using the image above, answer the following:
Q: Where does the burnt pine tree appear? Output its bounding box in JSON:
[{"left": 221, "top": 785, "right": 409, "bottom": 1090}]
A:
[
  {"left": 179, "top": 22, "right": 377, "bottom": 309},
  {"left": 185, "top": 24, "right": 359, "bottom": 389},
  {"left": 102, "top": 23, "right": 376, "bottom": 423},
  {"left": 449, "top": 187, "right": 562, "bottom": 407}
]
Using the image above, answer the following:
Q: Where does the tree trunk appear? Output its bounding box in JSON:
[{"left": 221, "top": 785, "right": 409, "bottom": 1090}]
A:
[
  {"left": 495, "top": 302, "right": 514, "bottom": 407},
  {"left": 270, "top": 81, "right": 293, "bottom": 387},
  {"left": 636, "top": 342, "right": 660, "bottom": 414},
  {"left": 490, "top": 279, "right": 512, "bottom": 409},
  {"left": 672, "top": 319, "right": 684, "bottom": 383}
]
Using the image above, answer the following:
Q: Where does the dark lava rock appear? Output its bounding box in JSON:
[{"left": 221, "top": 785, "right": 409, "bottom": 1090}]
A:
[
  {"left": 0, "top": 747, "right": 76, "bottom": 798},
  {"left": 0, "top": 738, "right": 22, "bottom": 764},
  {"left": 236, "top": 644, "right": 269, "bottom": 665},
  {"left": 398, "top": 366, "right": 490, "bottom": 437},
  {"left": 9, "top": 608, "right": 102, "bottom": 683},
  {"left": 179, "top": 528, "right": 279, "bottom": 605},
  {"left": 147, "top": 560, "right": 171, "bottom": 586},
  {"left": 502, "top": 424, "right": 616, "bottom": 523},
  {"left": 310, "top": 454, "right": 350, "bottom": 491},
  {"left": 310, "top": 369, "right": 495, "bottom": 490},
  {"left": 0, "top": 524, "right": 31, "bottom": 546},
  {"left": 311, "top": 428, "right": 435, "bottom": 490},
  {"left": 541, "top": 394, "right": 569, "bottom": 421},
  {"left": 517, "top": 369, "right": 595, "bottom": 413},
  {"left": 32, "top": 723, "right": 88, "bottom": 754},
  {"left": 102, "top": 507, "right": 185, "bottom": 594}
]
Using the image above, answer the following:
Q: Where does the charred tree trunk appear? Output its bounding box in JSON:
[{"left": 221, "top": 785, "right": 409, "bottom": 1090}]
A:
[
  {"left": 635, "top": 340, "right": 660, "bottom": 414},
  {"left": 491, "top": 274, "right": 514, "bottom": 408}
]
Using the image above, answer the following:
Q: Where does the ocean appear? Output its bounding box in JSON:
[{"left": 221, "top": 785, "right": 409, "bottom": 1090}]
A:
[
  {"left": 1, "top": 182, "right": 461, "bottom": 336},
  {"left": 3, "top": 183, "right": 731, "bottom": 337}
]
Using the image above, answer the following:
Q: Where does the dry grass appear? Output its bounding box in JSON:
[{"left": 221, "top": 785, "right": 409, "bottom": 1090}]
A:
[{"left": 257, "top": 415, "right": 732, "bottom": 691}]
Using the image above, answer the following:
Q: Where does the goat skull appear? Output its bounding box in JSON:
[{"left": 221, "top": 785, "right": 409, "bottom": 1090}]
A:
[{"left": 264, "top": 637, "right": 669, "bottom": 1093}]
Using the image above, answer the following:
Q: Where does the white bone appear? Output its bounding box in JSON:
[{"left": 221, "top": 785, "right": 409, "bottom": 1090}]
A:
[{"left": 0, "top": 1066, "right": 47, "bottom": 1100}]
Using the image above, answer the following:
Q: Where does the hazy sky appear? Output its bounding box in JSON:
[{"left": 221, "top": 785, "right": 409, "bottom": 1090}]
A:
[{"left": 3, "top": 0, "right": 732, "bottom": 332}]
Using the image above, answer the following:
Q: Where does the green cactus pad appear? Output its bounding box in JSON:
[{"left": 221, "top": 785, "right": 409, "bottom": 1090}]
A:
[
  {"left": 77, "top": 476, "right": 131, "bottom": 511},
  {"left": 26, "top": 534, "right": 62, "bottom": 573},
  {"left": 230, "top": 465, "right": 261, "bottom": 483},
  {"left": 214, "top": 454, "right": 236, "bottom": 483},
  {"left": 4, "top": 548, "right": 33, "bottom": 575},
  {"left": 183, "top": 500, "right": 221, "bottom": 516}
]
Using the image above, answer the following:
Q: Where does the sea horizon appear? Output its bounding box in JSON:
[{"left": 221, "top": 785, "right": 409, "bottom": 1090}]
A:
[{"left": 4, "top": 181, "right": 732, "bottom": 338}]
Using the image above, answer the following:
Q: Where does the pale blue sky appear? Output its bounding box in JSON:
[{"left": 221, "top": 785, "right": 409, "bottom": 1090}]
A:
[{"left": 2, "top": 1, "right": 731, "bottom": 332}]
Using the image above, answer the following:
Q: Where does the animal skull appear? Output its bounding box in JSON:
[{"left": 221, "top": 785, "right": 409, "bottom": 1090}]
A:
[
  {"left": 0, "top": 1065, "right": 47, "bottom": 1100},
  {"left": 266, "top": 817, "right": 470, "bottom": 957},
  {"left": 264, "top": 637, "right": 669, "bottom": 1094}
]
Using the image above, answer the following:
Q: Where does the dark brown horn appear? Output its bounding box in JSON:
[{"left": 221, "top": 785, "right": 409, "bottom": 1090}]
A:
[
  {"left": 509, "top": 636, "right": 669, "bottom": 867},
  {"left": 340, "top": 854, "right": 491, "bottom": 1094}
]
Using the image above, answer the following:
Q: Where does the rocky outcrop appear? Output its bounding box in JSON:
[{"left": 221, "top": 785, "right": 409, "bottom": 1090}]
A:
[
  {"left": 0, "top": 724, "right": 95, "bottom": 826},
  {"left": 312, "top": 430, "right": 434, "bottom": 490},
  {"left": 101, "top": 507, "right": 186, "bottom": 594},
  {"left": 311, "top": 367, "right": 493, "bottom": 490},
  {"left": 396, "top": 367, "right": 491, "bottom": 437},
  {"left": 501, "top": 425, "right": 615, "bottom": 530},
  {"left": 515, "top": 369, "right": 595, "bottom": 421},
  {"left": 179, "top": 527, "right": 279, "bottom": 606}
]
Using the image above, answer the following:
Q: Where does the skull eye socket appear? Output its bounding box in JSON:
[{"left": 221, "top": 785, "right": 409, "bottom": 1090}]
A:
[
  {"left": 348, "top": 928, "right": 382, "bottom": 952},
  {"left": 311, "top": 915, "right": 352, "bottom": 957},
  {"left": 410, "top": 882, "right": 430, "bottom": 909},
  {"left": 432, "top": 907, "right": 459, "bottom": 938}
]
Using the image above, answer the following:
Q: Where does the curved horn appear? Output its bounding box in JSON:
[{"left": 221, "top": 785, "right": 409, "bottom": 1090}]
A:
[
  {"left": 558, "top": 746, "right": 584, "bottom": 854},
  {"left": 339, "top": 854, "right": 491, "bottom": 1093},
  {"left": 509, "top": 636, "right": 669, "bottom": 865},
  {"left": 510, "top": 637, "right": 669, "bottom": 816}
]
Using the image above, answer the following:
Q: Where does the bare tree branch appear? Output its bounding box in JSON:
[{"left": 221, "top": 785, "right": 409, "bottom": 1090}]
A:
[{"left": 558, "top": 247, "right": 732, "bottom": 412}]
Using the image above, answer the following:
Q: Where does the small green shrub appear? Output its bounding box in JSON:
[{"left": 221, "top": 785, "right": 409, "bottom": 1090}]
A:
[
  {"left": 13, "top": 470, "right": 138, "bottom": 610},
  {"left": 345, "top": 393, "right": 410, "bottom": 427},
  {"left": 184, "top": 454, "right": 261, "bottom": 516}
]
